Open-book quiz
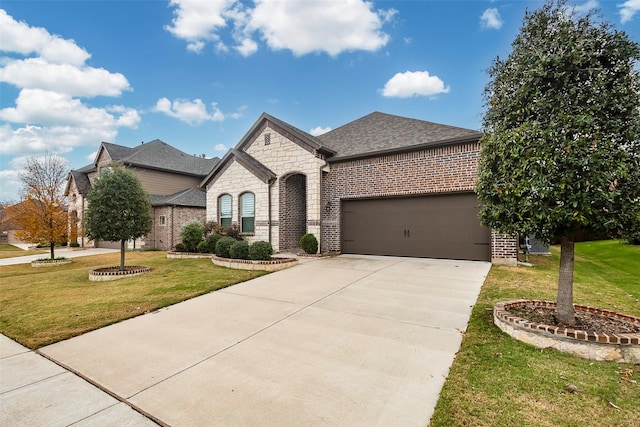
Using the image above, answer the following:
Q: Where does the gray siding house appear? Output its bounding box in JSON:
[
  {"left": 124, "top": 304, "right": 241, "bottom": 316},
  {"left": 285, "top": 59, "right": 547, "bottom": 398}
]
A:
[{"left": 66, "top": 140, "right": 218, "bottom": 250}]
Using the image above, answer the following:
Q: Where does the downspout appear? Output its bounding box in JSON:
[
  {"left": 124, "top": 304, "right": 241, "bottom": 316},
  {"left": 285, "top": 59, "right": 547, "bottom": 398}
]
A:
[
  {"left": 170, "top": 205, "right": 174, "bottom": 249},
  {"left": 268, "top": 179, "right": 274, "bottom": 244},
  {"left": 319, "top": 159, "right": 330, "bottom": 254}
]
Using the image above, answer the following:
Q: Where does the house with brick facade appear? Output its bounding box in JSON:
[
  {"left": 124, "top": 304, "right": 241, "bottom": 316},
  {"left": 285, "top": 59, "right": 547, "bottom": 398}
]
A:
[
  {"left": 65, "top": 140, "right": 218, "bottom": 250},
  {"left": 201, "top": 112, "right": 518, "bottom": 264}
]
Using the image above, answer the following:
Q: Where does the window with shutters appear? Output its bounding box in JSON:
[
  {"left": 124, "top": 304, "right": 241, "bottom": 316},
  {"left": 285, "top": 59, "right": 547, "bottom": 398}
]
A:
[
  {"left": 240, "top": 192, "right": 255, "bottom": 233},
  {"left": 218, "top": 194, "right": 232, "bottom": 228}
]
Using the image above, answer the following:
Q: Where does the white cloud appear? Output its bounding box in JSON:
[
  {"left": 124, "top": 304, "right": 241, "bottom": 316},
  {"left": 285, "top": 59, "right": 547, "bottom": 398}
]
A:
[
  {"left": 480, "top": 8, "right": 503, "bottom": 30},
  {"left": 572, "top": 0, "right": 599, "bottom": 15},
  {"left": 153, "top": 97, "right": 225, "bottom": 125},
  {"left": 381, "top": 71, "right": 450, "bottom": 98},
  {"left": 309, "top": 126, "right": 331, "bottom": 136},
  {"left": 0, "top": 57, "right": 130, "bottom": 97},
  {"left": 0, "top": 89, "right": 139, "bottom": 130},
  {"left": 235, "top": 38, "right": 258, "bottom": 57},
  {"left": 165, "top": 0, "right": 232, "bottom": 53},
  {"left": 165, "top": 0, "right": 394, "bottom": 57},
  {"left": 619, "top": 0, "right": 640, "bottom": 23},
  {"left": 249, "top": 0, "right": 393, "bottom": 56},
  {"left": 0, "top": 9, "right": 90, "bottom": 65},
  {"left": 0, "top": 10, "right": 138, "bottom": 164},
  {"left": 87, "top": 151, "right": 98, "bottom": 162},
  {"left": 214, "top": 143, "right": 227, "bottom": 152},
  {"left": 0, "top": 122, "right": 117, "bottom": 156}
]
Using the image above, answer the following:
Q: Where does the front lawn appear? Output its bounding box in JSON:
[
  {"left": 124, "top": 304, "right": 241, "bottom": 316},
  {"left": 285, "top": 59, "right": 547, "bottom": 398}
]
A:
[
  {"left": 431, "top": 240, "right": 640, "bottom": 426},
  {"left": 0, "top": 244, "right": 47, "bottom": 259},
  {"left": 0, "top": 251, "right": 266, "bottom": 349}
]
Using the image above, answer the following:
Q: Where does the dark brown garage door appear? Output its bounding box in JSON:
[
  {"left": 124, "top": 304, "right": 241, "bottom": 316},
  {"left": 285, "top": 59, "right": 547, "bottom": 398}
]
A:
[{"left": 341, "top": 193, "right": 490, "bottom": 261}]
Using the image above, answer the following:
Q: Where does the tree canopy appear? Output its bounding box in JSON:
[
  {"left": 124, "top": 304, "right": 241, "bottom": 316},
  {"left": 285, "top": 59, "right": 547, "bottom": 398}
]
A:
[
  {"left": 16, "top": 155, "right": 69, "bottom": 260},
  {"left": 84, "top": 165, "right": 152, "bottom": 270},
  {"left": 476, "top": 0, "right": 640, "bottom": 324}
]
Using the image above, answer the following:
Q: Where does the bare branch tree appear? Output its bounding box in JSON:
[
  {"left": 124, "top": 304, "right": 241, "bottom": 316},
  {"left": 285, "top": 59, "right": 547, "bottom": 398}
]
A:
[{"left": 16, "top": 154, "right": 69, "bottom": 259}]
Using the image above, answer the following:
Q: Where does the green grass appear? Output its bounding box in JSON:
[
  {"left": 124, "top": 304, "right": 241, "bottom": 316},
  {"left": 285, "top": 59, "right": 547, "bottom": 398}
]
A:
[
  {"left": 431, "top": 240, "right": 640, "bottom": 427},
  {"left": 0, "top": 251, "right": 266, "bottom": 349}
]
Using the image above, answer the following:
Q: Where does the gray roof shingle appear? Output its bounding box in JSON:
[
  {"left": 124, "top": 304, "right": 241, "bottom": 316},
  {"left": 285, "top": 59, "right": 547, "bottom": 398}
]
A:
[
  {"left": 149, "top": 188, "right": 207, "bottom": 208},
  {"left": 103, "top": 140, "right": 218, "bottom": 176},
  {"left": 317, "top": 112, "right": 482, "bottom": 161}
]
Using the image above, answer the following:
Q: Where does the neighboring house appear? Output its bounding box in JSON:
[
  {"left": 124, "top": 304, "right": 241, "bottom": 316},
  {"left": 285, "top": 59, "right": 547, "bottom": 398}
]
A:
[
  {"left": 201, "top": 112, "right": 518, "bottom": 264},
  {"left": 65, "top": 140, "right": 218, "bottom": 250},
  {"left": 0, "top": 201, "right": 29, "bottom": 245}
]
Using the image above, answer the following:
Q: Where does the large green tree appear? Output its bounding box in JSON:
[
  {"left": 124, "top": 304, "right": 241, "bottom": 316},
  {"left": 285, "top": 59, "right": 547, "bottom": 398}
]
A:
[
  {"left": 477, "top": 0, "right": 640, "bottom": 325},
  {"left": 84, "top": 165, "right": 152, "bottom": 270}
]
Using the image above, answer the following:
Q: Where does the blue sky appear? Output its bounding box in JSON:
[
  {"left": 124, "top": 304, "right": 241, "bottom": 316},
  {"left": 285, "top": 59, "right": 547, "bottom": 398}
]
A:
[{"left": 1, "top": 0, "right": 639, "bottom": 202}]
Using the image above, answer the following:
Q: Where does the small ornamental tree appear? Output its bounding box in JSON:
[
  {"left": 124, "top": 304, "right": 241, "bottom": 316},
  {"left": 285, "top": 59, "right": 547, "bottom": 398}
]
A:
[
  {"left": 16, "top": 155, "right": 69, "bottom": 260},
  {"left": 84, "top": 165, "right": 152, "bottom": 271},
  {"left": 477, "top": 0, "right": 640, "bottom": 325}
]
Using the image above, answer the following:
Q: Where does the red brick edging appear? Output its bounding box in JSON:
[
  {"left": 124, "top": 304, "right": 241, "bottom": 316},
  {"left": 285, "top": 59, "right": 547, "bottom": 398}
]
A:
[
  {"left": 494, "top": 300, "right": 640, "bottom": 345},
  {"left": 494, "top": 300, "right": 640, "bottom": 363}
]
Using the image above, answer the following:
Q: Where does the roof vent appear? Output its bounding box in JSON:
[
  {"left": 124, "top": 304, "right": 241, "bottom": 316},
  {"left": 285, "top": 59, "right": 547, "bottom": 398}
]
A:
[{"left": 264, "top": 133, "right": 271, "bottom": 146}]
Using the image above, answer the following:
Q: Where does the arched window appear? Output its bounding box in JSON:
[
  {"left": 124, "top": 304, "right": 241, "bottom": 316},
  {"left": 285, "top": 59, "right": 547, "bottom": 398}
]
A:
[
  {"left": 240, "top": 192, "right": 255, "bottom": 233},
  {"left": 218, "top": 194, "right": 232, "bottom": 228}
]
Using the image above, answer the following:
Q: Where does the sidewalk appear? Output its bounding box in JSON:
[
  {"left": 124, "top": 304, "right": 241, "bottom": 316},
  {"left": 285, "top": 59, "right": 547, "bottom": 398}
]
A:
[
  {"left": 0, "top": 334, "right": 156, "bottom": 426},
  {"left": 0, "top": 247, "right": 119, "bottom": 266}
]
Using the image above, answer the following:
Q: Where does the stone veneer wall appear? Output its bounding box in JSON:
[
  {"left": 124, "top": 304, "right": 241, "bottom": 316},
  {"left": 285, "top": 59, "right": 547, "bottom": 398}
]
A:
[
  {"left": 321, "top": 142, "right": 518, "bottom": 263},
  {"left": 206, "top": 123, "right": 326, "bottom": 252}
]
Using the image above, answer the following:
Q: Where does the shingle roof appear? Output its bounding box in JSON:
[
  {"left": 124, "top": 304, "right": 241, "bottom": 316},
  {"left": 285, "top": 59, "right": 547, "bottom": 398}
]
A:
[
  {"left": 70, "top": 170, "right": 92, "bottom": 196},
  {"left": 102, "top": 140, "right": 218, "bottom": 176},
  {"left": 317, "top": 112, "right": 482, "bottom": 161},
  {"left": 149, "top": 188, "right": 206, "bottom": 208}
]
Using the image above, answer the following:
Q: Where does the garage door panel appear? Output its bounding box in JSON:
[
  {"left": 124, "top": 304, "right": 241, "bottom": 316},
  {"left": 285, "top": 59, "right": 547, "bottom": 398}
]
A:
[{"left": 341, "top": 194, "right": 490, "bottom": 261}]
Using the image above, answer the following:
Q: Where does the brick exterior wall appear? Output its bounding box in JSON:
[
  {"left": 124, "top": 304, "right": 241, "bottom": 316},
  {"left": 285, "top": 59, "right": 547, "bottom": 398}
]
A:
[
  {"left": 147, "top": 206, "right": 206, "bottom": 250},
  {"left": 279, "top": 173, "right": 307, "bottom": 250},
  {"left": 205, "top": 122, "right": 517, "bottom": 263},
  {"left": 491, "top": 231, "right": 518, "bottom": 266},
  {"left": 321, "top": 142, "right": 518, "bottom": 262}
]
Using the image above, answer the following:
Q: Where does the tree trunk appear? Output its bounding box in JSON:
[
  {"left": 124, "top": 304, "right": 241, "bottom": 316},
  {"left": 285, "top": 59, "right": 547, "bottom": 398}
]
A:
[
  {"left": 120, "top": 240, "right": 126, "bottom": 271},
  {"left": 556, "top": 236, "right": 575, "bottom": 326},
  {"left": 50, "top": 242, "right": 55, "bottom": 260}
]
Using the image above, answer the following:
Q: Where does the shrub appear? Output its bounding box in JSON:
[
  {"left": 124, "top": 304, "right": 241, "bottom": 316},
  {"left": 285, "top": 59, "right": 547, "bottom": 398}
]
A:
[
  {"left": 180, "top": 221, "right": 205, "bottom": 252},
  {"left": 69, "top": 242, "right": 80, "bottom": 248},
  {"left": 197, "top": 241, "right": 208, "bottom": 253},
  {"left": 174, "top": 243, "right": 186, "bottom": 252},
  {"left": 300, "top": 233, "right": 318, "bottom": 254},
  {"left": 225, "top": 224, "right": 242, "bottom": 240},
  {"left": 215, "top": 236, "right": 236, "bottom": 258},
  {"left": 249, "top": 241, "right": 273, "bottom": 261},
  {"left": 200, "top": 233, "right": 223, "bottom": 253},
  {"left": 229, "top": 240, "right": 250, "bottom": 260}
]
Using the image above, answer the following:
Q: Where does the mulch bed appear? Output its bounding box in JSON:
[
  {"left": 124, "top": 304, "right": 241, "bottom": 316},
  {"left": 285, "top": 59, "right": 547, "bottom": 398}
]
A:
[{"left": 507, "top": 305, "right": 640, "bottom": 336}]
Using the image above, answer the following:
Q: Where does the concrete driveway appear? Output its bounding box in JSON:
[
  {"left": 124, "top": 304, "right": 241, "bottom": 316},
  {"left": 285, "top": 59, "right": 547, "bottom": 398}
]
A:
[{"left": 37, "top": 255, "right": 490, "bottom": 426}]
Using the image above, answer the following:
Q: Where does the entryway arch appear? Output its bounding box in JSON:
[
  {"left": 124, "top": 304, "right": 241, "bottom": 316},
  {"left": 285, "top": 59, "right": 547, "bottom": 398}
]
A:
[{"left": 279, "top": 173, "right": 307, "bottom": 251}]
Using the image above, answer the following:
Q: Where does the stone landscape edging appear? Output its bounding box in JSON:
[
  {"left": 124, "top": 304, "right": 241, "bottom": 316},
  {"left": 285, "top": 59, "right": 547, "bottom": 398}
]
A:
[
  {"left": 210, "top": 255, "right": 298, "bottom": 271},
  {"left": 31, "top": 259, "right": 72, "bottom": 267},
  {"left": 494, "top": 300, "right": 640, "bottom": 363},
  {"left": 89, "top": 266, "right": 152, "bottom": 282},
  {"left": 166, "top": 252, "right": 213, "bottom": 259}
]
